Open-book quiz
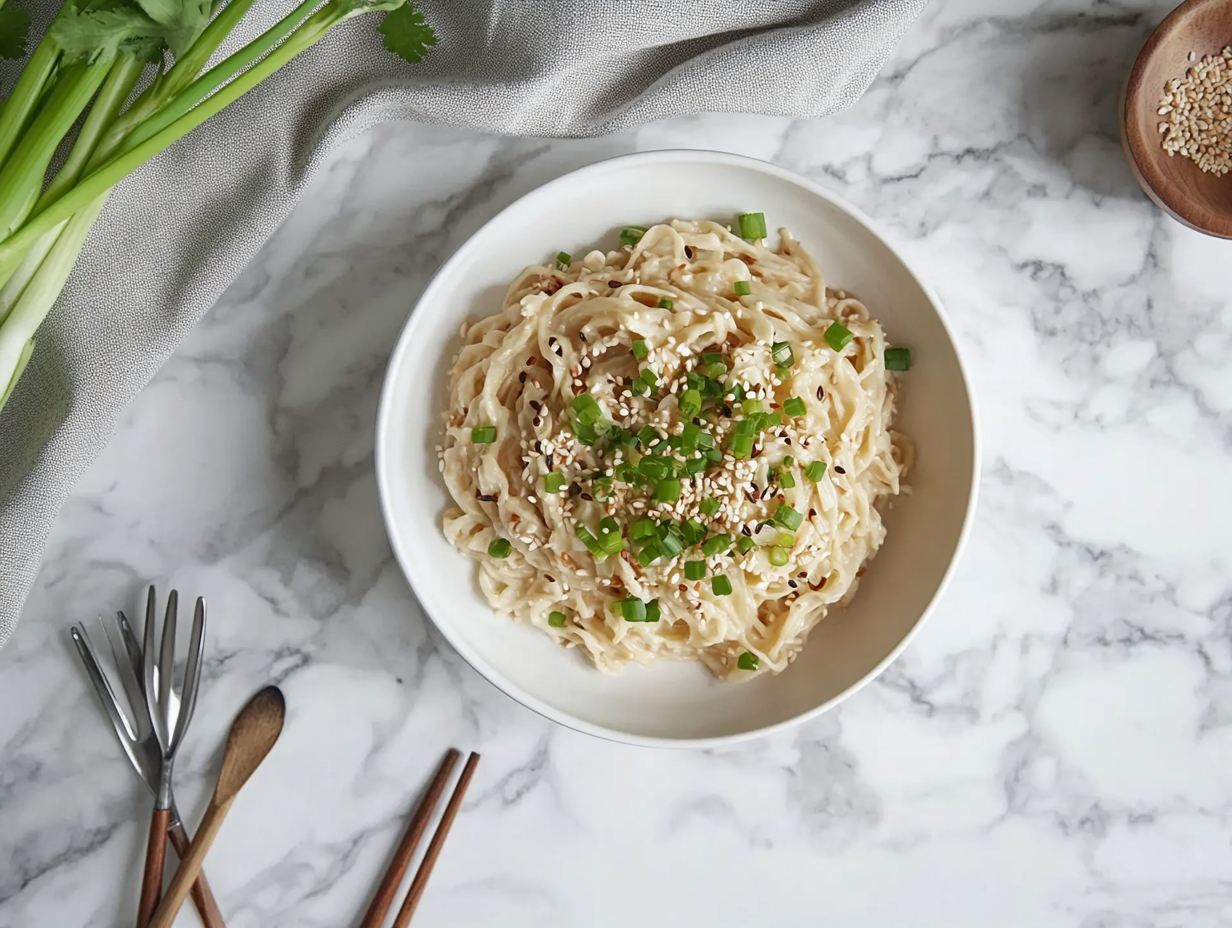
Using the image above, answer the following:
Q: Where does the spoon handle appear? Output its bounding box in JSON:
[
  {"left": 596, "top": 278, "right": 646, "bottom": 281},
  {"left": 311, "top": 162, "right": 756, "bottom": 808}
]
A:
[
  {"left": 136, "top": 806, "right": 169, "bottom": 928},
  {"left": 167, "top": 824, "right": 227, "bottom": 928},
  {"left": 147, "top": 798, "right": 233, "bottom": 928}
]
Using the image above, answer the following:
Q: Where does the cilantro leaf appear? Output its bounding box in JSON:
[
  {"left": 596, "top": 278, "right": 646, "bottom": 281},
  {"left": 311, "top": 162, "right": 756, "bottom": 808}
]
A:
[
  {"left": 50, "top": 4, "right": 165, "bottom": 63},
  {"left": 378, "top": 3, "right": 436, "bottom": 64},
  {"left": 131, "top": 0, "right": 209, "bottom": 57},
  {"left": 0, "top": 2, "right": 32, "bottom": 60}
]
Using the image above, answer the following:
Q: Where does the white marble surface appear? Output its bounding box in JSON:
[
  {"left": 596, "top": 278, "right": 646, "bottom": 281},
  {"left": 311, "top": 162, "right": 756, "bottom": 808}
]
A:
[{"left": 5, "top": 1, "right": 1232, "bottom": 925}]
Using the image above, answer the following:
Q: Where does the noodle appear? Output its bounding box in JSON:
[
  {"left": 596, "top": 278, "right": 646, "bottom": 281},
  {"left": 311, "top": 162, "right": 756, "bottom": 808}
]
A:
[{"left": 437, "top": 220, "right": 911, "bottom": 679}]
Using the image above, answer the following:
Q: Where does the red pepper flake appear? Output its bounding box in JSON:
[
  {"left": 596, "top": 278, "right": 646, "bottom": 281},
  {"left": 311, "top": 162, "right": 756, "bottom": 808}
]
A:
[
  {"left": 476, "top": 493, "right": 496, "bottom": 502},
  {"left": 620, "top": 551, "right": 630, "bottom": 562},
  {"left": 856, "top": 567, "right": 866, "bottom": 577},
  {"left": 529, "top": 400, "right": 542, "bottom": 411},
  {"left": 533, "top": 417, "right": 542, "bottom": 427},
  {"left": 808, "top": 508, "right": 817, "bottom": 519},
  {"left": 580, "top": 493, "right": 593, "bottom": 501},
  {"left": 545, "top": 574, "right": 556, "bottom": 583},
  {"left": 526, "top": 356, "right": 537, "bottom": 365},
  {"left": 808, "top": 576, "right": 828, "bottom": 591},
  {"left": 609, "top": 280, "right": 621, "bottom": 288},
  {"left": 679, "top": 584, "right": 688, "bottom": 592}
]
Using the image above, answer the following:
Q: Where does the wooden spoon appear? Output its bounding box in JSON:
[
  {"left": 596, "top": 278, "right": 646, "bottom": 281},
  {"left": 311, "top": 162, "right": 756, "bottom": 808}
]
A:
[{"left": 147, "top": 686, "right": 286, "bottom": 928}]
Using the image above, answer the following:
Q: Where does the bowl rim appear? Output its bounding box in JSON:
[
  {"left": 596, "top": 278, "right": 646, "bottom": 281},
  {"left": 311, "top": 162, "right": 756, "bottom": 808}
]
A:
[
  {"left": 1121, "top": 0, "right": 1232, "bottom": 239},
  {"left": 375, "top": 149, "right": 981, "bottom": 748}
]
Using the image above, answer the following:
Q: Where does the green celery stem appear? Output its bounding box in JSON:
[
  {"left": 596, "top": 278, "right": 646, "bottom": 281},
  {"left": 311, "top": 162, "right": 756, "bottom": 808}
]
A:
[
  {"left": 0, "top": 59, "right": 114, "bottom": 237},
  {"left": 0, "top": 6, "right": 341, "bottom": 270},
  {"left": 0, "top": 38, "right": 61, "bottom": 173}
]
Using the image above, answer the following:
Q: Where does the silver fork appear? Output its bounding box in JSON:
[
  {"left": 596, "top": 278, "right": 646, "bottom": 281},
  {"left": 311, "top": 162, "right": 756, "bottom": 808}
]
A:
[
  {"left": 71, "top": 590, "right": 225, "bottom": 928},
  {"left": 138, "top": 588, "right": 205, "bottom": 928}
]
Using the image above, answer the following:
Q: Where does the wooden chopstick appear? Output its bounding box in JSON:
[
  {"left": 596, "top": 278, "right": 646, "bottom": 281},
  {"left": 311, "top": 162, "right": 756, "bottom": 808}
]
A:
[
  {"left": 390, "top": 752, "right": 481, "bottom": 928},
  {"left": 358, "top": 749, "right": 480, "bottom": 928}
]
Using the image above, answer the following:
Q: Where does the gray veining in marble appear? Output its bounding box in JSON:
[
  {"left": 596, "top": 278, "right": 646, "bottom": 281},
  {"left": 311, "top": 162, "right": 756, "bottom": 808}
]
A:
[{"left": 4, "top": 1, "right": 1232, "bottom": 926}]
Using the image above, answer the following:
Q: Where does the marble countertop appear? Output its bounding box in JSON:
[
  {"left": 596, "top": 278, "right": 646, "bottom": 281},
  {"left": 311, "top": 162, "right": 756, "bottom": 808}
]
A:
[{"left": 5, "top": 2, "right": 1232, "bottom": 925}]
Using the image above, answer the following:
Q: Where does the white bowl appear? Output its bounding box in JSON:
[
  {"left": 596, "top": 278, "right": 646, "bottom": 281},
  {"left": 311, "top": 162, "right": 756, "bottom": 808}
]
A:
[{"left": 376, "top": 151, "right": 978, "bottom": 747}]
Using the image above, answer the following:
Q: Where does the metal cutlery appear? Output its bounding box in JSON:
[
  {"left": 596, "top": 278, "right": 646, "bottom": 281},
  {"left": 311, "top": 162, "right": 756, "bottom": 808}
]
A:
[{"left": 70, "top": 589, "right": 221, "bottom": 928}]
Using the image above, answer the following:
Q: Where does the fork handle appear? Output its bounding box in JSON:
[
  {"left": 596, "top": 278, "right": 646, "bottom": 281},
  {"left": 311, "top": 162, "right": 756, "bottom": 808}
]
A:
[
  {"left": 137, "top": 807, "right": 170, "bottom": 928},
  {"left": 168, "top": 823, "right": 227, "bottom": 928}
]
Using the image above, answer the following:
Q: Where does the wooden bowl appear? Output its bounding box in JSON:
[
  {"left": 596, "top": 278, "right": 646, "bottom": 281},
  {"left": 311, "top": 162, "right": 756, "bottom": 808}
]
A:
[{"left": 1121, "top": 0, "right": 1232, "bottom": 238}]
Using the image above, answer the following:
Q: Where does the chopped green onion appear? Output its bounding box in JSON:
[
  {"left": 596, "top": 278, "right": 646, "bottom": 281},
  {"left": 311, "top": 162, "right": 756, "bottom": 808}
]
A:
[
  {"left": 658, "top": 297, "right": 674, "bottom": 310},
  {"left": 782, "top": 455, "right": 795, "bottom": 468},
  {"left": 556, "top": 251, "right": 572, "bottom": 267},
  {"left": 779, "top": 531, "right": 795, "bottom": 547},
  {"left": 471, "top": 426, "right": 497, "bottom": 444},
  {"left": 698, "top": 361, "right": 727, "bottom": 380},
  {"left": 571, "top": 419, "right": 597, "bottom": 445},
  {"left": 738, "top": 212, "right": 768, "bottom": 240},
  {"left": 696, "top": 430, "right": 715, "bottom": 450},
  {"left": 576, "top": 525, "right": 606, "bottom": 558},
  {"left": 737, "top": 652, "right": 760, "bottom": 671},
  {"left": 767, "top": 546, "right": 789, "bottom": 567},
  {"left": 772, "top": 503, "right": 804, "bottom": 531},
  {"left": 644, "top": 600, "right": 661, "bottom": 623},
  {"left": 599, "top": 515, "right": 621, "bottom": 536},
  {"left": 701, "top": 352, "right": 724, "bottom": 365},
  {"left": 631, "top": 339, "right": 649, "bottom": 359},
  {"left": 730, "top": 434, "right": 754, "bottom": 459},
  {"left": 638, "top": 456, "right": 672, "bottom": 481},
  {"left": 488, "top": 538, "right": 513, "bottom": 558},
  {"left": 620, "top": 226, "right": 648, "bottom": 247},
  {"left": 701, "top": 376, "right": 725, "bottom": 399},
  {"left": 571, "top": 393, "right": 602, "bottom": 425},
  {"left": 630, "top": 517, "right": 658, "bottom": 542},
  {"left": 684, "top": 560, "right": 707, "bottom": 581},
  {"left": 699, "top": 498, "right": 721, "bottom": 518},
  {"left": 701, "top": 534, "right": 733, "bottom": 556},
  {"left": 736, "top": 536, "right": 758, "bottom": 554},
  {"left": 741, "top": 398, "right": 765, "bottom": 416},
  {"left": 776, "top": 364, "right": 792, "bottom": 380},
  {"left": 680, "top": 422, "right": 702, "bottom": 453},
  {"left": 824, "top": 322, "right": 854, "bottom": 352},
  {"left": 727, "top": 382, "right": 746, "bottom": 402},
  {"left": 598, "top": 531, "right": 624, "bottom": 556},
  {"left": 761, "top": 412, "right": 784, "bottom": 429},
  {"left": 681, "top": 520, "right": 707, "bottom": 545},
  {"left": 712, "top": 575, "right": 733, "bottom": 596},
  {"left": 548, "top": 611, "right": 567, "bottom": 627},
  {"left": 734, "top": 417, "right": 759, "bottom": 437},
  {"left": 657, "top": 530, "right": 683, "bottom": 558},
  {"left": 771, "top": 341, "right": 794, "bottom": 368},
  {"left": 637, "top": 425, "right": 658, "bottom": 446},
  {"left": 779, "top": 471, "right": 796, "bottom": 489},
  {"left": 685, "top": 457, "right": 707, "bottom": 476},
  {"left": 805, "top": 461, "right": 828, "bottom": 482},
  {"left": 654, "top": 479, "right": 683, "bottom": 503},
  {"left": 885, "top": 347, "right": 911, "bottom": 371},
  {"left": 678, "top": 388, "right": 702, "bottom": 418},
  {"left": 544, "top": 472, "right": 566, "bottom": 494},
  {"left": 640, "top": 368, "right": 658, "bottom": 389},
  {"left": 782, "top": 397, "right": 807, "bottom": 418},
  {"left": 637, "top": 542, "right": 661, "bottom": 567},
  {"left": 618, "top": 598, "right": 647, "bottom": 622},
  {"left": 704, "top": 446, "right": 723, "bottom": 463},
  {"left": 733, "top": 280, "right": 751, "bottom": 297},
  {"left": 592, "top": 477, "right": 614, "bottom": 501}
]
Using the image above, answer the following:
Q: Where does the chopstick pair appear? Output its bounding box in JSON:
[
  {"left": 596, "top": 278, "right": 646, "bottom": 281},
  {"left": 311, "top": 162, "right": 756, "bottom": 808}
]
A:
[{"left": 359, "top": 749, "right": 480, "bottom": 928}]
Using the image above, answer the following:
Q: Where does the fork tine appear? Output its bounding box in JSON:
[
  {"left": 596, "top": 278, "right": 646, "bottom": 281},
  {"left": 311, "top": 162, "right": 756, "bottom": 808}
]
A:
[
  {"left": 158, "top": 590, "right": 178, "bottom": 731},
  {"left": 170, "top": 598, "right": 206, "bottom": 751},
  {"left": 72, "top": 625, "right": 141, "bottom": 751},
  {"left": 102, "top": 614, "right": 149, "bottom": 737},
  {"left": 115, "top": 611, "right": 146, "bottom": 690},
  {"left": 143, "top": 586, "right": 163, "bottom": 745}
]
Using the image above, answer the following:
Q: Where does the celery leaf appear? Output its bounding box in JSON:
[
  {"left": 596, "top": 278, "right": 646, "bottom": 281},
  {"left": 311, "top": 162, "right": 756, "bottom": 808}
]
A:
[
  {"left": 378, "top": 3, "right": 436, "bottom": 64},
  {"left": 0, "top": 3, "right": 32, "bottom": 60}
]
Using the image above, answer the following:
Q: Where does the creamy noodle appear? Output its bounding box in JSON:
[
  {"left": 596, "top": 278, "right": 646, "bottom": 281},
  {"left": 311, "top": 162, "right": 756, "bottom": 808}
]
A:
[{"left": 438, "top": 219, "right": 911, "bottom": 679}]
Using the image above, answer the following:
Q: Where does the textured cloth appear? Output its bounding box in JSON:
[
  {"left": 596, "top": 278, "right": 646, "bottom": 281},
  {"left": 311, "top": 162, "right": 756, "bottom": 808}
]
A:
[{"left": 0, "top": 0, "right": 928, "bottom": 646}]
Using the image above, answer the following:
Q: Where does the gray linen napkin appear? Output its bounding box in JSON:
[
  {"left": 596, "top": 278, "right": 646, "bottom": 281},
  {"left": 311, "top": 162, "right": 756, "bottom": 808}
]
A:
[{"left": 0, "top": 0, "right": 928, "bottom": 646}]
